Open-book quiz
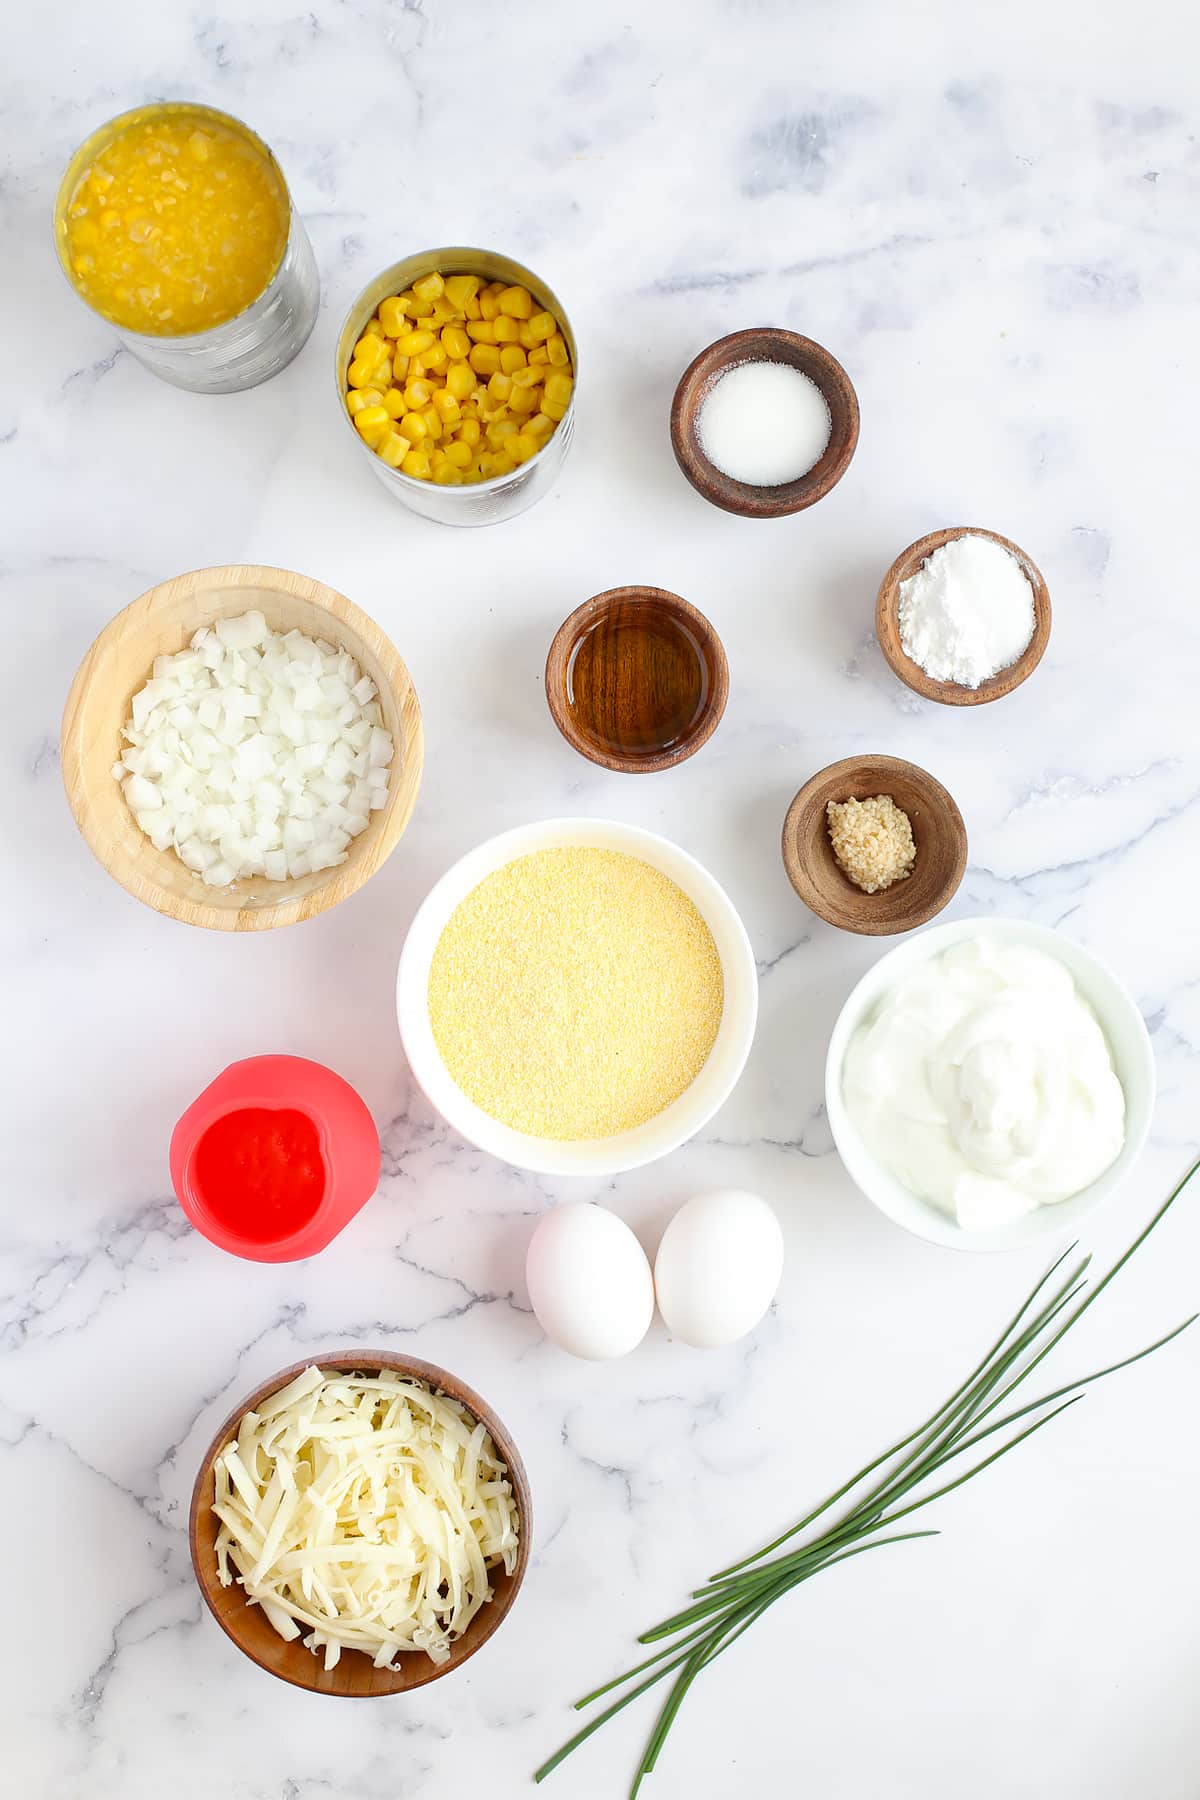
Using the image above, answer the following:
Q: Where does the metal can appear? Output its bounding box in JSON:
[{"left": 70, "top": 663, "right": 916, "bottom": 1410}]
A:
[
  {"left": 54, "top": 103, "right": 319, "bottom": 395},
  {"left": 335, "top": 247, "right": 577, "bottom": 528}
]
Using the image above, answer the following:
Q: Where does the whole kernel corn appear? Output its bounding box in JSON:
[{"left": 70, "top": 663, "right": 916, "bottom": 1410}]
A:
[
  {"left": 446, "top": 360, "right": 475, "bottom": 400},
  {"left": 344, "top": 265, "right": 572, "bottom": 484},
  {"left": 354, "top": 404, "right": 390, "bottom": 447},
  {"left": 444, "top": 273, "right": 479, "bottom": 309},
  {"left": 379, "top": 296, "right": 408, "bottom": 337},
  {"left": 378, "top": 431, "right": 408, "bottom": 467},
  {"left": 469, "top": 342, "right": 501, "bottom": 376}
]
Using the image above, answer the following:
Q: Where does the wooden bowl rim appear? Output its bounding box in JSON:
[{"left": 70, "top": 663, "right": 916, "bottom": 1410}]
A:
[
  {"left": 875, "top": 526, "right": 1052, "bottom": 706},
  {"left": 60, "top": 564, "right": 425, "bottom": 931},
  {"left": 188, "top": 1349, "right": 532, "bottom": 1695},
  {"left": 544, "top": 584, "right": 730, "bottom": 773},
  {"left": 669, "top": 327, "right": 860, "bottom": 518},
  {"left": 781, "top": 753, "right": 968, "bottom": 936}
]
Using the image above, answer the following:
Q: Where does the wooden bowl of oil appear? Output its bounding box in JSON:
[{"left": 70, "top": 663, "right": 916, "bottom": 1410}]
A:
[{"left": 544, "top": 587, "right": 729, "bottom": 774}]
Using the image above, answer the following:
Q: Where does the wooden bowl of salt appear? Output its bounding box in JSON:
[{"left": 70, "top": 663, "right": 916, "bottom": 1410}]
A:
[{"left": 670, "top": 327, "right": 860, "bottom": 518}]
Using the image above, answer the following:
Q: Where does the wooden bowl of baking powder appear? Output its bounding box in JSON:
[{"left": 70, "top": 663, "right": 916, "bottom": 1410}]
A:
[{"left": 875, "top": 526, "right": 1051, "bottom": 705}]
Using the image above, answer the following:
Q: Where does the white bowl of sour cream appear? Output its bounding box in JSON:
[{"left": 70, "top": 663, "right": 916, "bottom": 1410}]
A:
[{"left": 825, "top": 918, "right": 1155, "bottom": 1252}]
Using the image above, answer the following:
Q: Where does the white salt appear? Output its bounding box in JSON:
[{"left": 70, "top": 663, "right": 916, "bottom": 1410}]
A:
[
  {"left": 697, "top": 359, "right": 832, "bottom": 486},
  {"left": 898, "top": 534, "right": 1036, "bottom": 688}
]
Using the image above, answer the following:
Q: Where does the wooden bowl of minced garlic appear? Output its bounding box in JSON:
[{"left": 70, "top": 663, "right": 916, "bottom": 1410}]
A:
[{"left": 782, "top": 755, "right": 966, "bottom": 935}]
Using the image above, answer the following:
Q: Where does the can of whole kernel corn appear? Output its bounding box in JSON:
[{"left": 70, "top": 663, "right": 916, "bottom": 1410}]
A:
[{"left": 336, "top": 246, "right": 578, "bottom": 528}]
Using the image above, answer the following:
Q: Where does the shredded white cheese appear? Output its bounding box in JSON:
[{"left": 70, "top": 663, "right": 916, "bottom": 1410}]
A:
[{"left": 212, "top": 1366, "right": 521, "bottom": 1670}]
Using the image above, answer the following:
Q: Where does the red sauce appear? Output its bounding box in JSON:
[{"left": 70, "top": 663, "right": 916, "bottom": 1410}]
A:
[{"left": 193, "top": 1107, "right": 325, "bottom": 1243}]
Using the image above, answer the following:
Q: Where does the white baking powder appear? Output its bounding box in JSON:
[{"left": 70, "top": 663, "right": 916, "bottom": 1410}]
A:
[
  {"left": 697, "top": 360, "right": 831, "bottom": 485},
  {"left": 897, "top": 534, "right": 1036, "bottom": 688}
]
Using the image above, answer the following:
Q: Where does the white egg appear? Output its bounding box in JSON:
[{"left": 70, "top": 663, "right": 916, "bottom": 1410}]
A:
[
  {"left": 525, "top": 1203, "right": 655, "bottom": 1360},
  {"left": 654, "top": 1189, "right": 784, "bottom": 1348}
]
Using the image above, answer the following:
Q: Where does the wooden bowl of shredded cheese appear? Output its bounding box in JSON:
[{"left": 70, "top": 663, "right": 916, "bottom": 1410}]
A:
[{"left": 189, "top": 1353, "right": 530, "bottom": 1694}]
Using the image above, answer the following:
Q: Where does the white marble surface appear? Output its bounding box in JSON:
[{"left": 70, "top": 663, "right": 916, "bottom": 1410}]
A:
[{"left": 3, "top": 2, "right": 1199, "bottom": 1795}]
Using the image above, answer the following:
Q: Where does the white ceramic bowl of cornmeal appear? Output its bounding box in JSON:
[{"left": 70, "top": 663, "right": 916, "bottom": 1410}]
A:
[{"left": 397, "top": 818, "right": 758, "bottom": 1175}]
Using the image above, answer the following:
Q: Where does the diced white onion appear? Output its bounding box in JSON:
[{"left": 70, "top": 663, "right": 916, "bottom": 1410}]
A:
[{"left": 115, "top": 613, "right": 397, "bottom": 888}]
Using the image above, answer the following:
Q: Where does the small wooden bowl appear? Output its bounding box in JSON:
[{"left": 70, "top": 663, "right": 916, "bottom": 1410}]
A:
[
  {"left": 875, "top": 527, "right": 1051, "bottom": 705},
  {"left": 61, "top": 565, "right": 424, "bottom": 931},
  {"left": 189, "top": 1351, "right": 532, "bottom": 1695},
  {"left": 782, "top": 755, "right": 967, "bottom": 936},
  {"left": 544, "top": 586, "right": 729, "bottom": 773},
  {"left": 670, "top": 327, "right": 859, "bottom": 518}
]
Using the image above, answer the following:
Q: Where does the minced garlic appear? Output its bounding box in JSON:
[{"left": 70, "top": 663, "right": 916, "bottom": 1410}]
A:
[
  {"left": 826, "top": 794, "right": 916, "bottom": 894},
  {"left": 427, "top": 847, "right": 724, "bottom": 1140}
]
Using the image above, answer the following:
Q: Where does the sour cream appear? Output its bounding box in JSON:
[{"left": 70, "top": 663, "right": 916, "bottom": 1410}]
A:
[{"left": 842, "top": 936, "right": 1126, "bottom": 1232}]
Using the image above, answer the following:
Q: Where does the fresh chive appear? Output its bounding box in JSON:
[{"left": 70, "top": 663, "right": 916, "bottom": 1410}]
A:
[{"left": 536, "top": 1155, "right": 1199, "bottom": 1798}]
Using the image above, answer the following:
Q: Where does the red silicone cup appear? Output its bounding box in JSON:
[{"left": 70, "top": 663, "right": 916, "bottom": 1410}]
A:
[{"left": 170, "top": 1055, "right": 381, "bottom": 1262}]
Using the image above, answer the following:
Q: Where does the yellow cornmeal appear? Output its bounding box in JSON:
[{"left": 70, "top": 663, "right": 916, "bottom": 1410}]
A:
[
  {"left": 428, "top": 848, "right": 724, "bottom": 1140},
  {"left": 61, "top": 106, "right": 289, "bottom": 336}
]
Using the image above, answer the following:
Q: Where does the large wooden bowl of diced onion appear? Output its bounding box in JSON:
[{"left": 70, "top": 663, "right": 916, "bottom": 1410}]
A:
[
  {"left": 60, "top": 564, "right": 423, "bottom": 931},
  {"left": 188, "top": 1352, "right": 532, "bottom": 1695}
]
